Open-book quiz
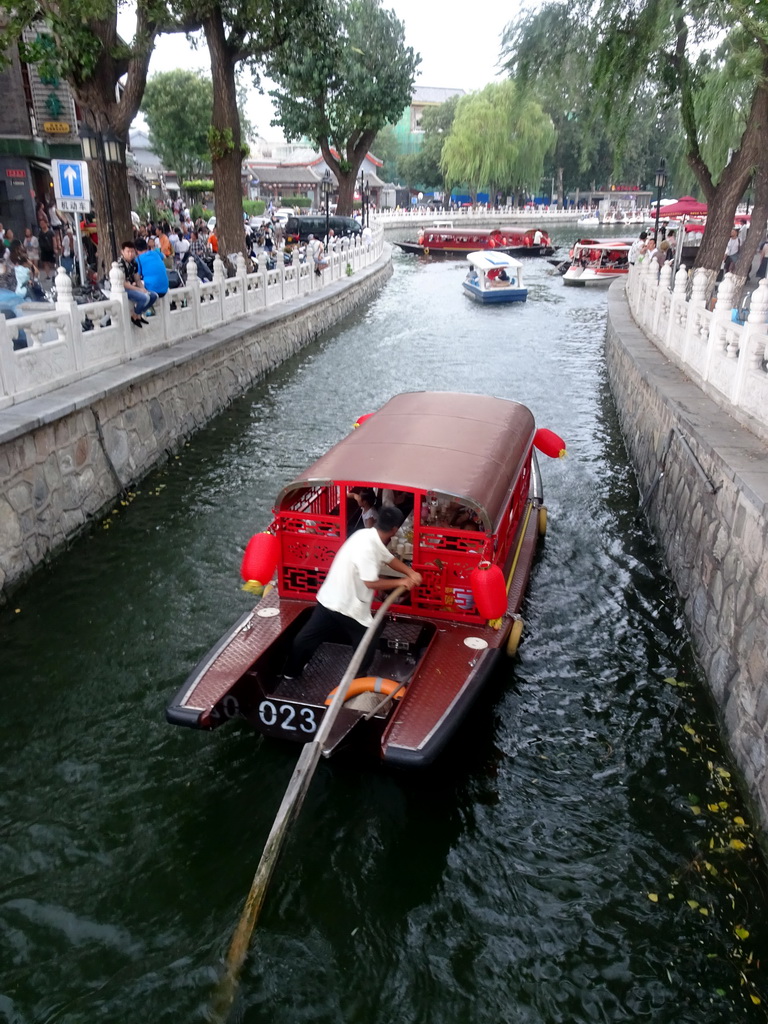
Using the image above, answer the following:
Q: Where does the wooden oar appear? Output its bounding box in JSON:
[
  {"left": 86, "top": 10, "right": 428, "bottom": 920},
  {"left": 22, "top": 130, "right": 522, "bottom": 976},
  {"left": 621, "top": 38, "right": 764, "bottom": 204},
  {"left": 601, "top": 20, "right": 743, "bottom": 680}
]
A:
[{"left": 211, "top": 584, "right": 407, "bottom": 1022}]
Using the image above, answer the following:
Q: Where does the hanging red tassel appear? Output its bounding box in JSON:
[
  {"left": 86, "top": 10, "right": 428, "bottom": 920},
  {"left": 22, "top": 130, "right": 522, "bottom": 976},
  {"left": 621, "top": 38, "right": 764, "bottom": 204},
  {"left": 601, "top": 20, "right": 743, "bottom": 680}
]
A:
[
  {"left": 240, "top": 532, "right": 279, "bottom": 588},
  {"left": 470, "top": 562, "right": 507, "bottom": 620},
  {"left": 533, "top": 428, "right": 567, "bottom": 459}
]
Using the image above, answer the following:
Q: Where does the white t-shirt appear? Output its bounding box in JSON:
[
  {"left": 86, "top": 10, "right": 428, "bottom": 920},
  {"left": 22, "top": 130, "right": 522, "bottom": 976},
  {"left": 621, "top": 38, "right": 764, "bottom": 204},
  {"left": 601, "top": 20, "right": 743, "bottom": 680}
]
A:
[{"left": 317, "top": 527, "right": 394, "bottom": 626}]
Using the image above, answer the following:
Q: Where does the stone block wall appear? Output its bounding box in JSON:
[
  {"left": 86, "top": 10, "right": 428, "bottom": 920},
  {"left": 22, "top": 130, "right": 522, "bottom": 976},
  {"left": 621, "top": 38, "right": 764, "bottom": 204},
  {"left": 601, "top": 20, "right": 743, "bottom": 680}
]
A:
[
  {"left": 0, "top": 259, "right": 392, "bottom": 598},
  {"left": 605, "top": 284, "right": 768, "bottom": 834}
]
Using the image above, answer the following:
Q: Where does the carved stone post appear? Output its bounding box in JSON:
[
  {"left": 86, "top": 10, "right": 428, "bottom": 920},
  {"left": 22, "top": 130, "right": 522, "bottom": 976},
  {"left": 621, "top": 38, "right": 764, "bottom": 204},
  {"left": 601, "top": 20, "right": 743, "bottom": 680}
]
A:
[{"left": 108, "top": 261, "right": 131, "bottom": 354}]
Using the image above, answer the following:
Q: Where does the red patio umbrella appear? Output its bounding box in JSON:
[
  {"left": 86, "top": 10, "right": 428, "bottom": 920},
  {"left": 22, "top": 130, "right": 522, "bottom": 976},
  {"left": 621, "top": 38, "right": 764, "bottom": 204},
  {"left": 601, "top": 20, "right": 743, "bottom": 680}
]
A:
[{"left": 656, "top": 196, "right": 708, "bottom": 218}]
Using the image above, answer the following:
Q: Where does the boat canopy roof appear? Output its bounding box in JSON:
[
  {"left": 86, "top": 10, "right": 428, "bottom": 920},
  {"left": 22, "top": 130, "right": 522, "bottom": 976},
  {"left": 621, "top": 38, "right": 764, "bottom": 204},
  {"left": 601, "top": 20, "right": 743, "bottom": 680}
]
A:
[
  {"left": 574, "top": 237, "right": 634, "bottom": 250},
  {"left": 278, "top": 392, "right": 535, "bottom": 528},
  {"left": 466, "top": 251, "right": 523, "bottom": 271},
  {"left": 420, "top": 227, "right": 504, "bottom": 239}
]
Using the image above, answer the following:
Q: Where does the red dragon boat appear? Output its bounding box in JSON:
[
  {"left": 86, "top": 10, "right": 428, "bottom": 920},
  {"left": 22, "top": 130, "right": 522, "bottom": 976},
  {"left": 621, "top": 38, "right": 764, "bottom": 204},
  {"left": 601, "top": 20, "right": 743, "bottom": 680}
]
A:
[
  {"left": 166, "top": 392, "right": 565, "bottom": 766},
  {"left": 395, "top": 225, "right": 554, "bottom": 257}
]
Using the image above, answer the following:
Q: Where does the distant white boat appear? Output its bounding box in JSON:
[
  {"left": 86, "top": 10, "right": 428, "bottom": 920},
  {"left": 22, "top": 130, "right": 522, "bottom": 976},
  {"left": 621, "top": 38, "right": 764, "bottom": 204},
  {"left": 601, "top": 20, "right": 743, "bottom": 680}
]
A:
[
  {"left": 562, "top": 238, "right": 633, "bottom": 287},
  {"left": 462, "top": 250, "right": 528, "bottom": 304},
  {"left": 577, "top": 213, "right": 599, "bottom": 227}
]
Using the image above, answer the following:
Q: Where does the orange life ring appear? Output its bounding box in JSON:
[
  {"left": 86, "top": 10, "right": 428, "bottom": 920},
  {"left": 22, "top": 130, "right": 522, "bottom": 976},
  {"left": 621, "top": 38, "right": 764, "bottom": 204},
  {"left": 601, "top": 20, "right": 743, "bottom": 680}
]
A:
[{"left": 324, "top": 676, "right": 404, "bottom": 705}]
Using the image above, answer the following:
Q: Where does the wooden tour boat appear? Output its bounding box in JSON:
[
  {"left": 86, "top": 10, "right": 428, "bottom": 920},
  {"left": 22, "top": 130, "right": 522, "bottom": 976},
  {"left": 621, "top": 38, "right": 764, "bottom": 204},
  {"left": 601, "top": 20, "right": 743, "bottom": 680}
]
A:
[
  {"left": 562, "top": 237, "right": 633, "bottom": 286},
  {"left": 463, "top": 251, "right": 528, "bottom": 304},
  {"left": 395, "top": 226, "right": 554, "bottom": 257},
  {"left": 167, "top": 393, "right": 566, "bottom": 766}
]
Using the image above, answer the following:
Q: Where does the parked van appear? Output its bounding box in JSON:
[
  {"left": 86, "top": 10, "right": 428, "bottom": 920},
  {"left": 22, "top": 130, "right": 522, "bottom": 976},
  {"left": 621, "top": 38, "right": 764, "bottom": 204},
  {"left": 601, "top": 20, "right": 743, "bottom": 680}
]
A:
[{"left": 284, "top": 214, "right": 362, "bottom": 248}]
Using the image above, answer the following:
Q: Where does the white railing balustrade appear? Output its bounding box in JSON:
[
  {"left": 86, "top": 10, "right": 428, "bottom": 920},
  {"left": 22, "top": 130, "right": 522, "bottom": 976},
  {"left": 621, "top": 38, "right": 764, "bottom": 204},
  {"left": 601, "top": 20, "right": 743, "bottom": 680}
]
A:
[
  {"left": 0, "top": 224, "right": 384, "bottom": 410},
  {"left": 626, "top": 259, "right": 768, "bottom": 440},
  {"left": 372, "top": 205, "right": 586, "bottom": 225}
]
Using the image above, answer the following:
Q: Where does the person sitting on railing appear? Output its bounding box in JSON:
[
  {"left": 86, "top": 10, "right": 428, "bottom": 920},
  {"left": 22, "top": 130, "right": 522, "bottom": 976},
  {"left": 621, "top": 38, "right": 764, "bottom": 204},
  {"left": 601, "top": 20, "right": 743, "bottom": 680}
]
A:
[
  {"left": 9, "top": 241, "right": 46, "bottom": 301},
  {"left": 186, "top": 230, "right": 213, "bottom": 281},
  {"left": 307, "top": 234, "right": 328, "bottom": 275},
  {"left": 135, "top": 237, "right": 169, "bottom": 300},
  {"left": 117, "top": 240, "right": 157, "bottom": 329}
]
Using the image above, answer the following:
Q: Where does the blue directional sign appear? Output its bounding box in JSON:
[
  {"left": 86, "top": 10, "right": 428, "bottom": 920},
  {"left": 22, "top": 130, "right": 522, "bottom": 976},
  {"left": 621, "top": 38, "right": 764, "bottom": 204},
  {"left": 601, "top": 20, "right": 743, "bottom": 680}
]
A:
[{"left": 52, "top": 159, "right": 90, "bottom": 204}]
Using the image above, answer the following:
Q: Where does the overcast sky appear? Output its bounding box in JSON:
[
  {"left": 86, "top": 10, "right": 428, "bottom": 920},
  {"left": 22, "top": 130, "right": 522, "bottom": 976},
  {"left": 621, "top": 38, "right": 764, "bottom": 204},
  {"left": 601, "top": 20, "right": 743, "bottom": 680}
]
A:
[{"left": 128, "top": 2, "right": 514, "bottom": 142}]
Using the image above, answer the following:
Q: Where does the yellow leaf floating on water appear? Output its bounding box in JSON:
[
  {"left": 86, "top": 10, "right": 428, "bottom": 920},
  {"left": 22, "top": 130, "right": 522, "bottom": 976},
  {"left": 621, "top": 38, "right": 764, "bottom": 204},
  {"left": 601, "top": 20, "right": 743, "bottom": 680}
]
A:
[
  {"left": 733, "top": 816, "right": 745, "bottom": 826},
  {"left": 683, "top": 724, "right": 697, "bottom": 736},
  {"left": 750, "top": 995, "right": 761, "bottom": 1005},
  {"left": 729, "top": 839, "right": 747, "bottom": 851},
  {"left": 734, "top": 926, "right": 750, "bottom": 940},
  {"left": 716, "top": 767, "right": 731, "bottom": 779},
  {"left": 699, "top": 907, "right": 709, "bottom": 916},
  {"left": 647, "top": 893, "right": 659, "bottom": 902},
  {"left": 690, "top": 805, "right": 701, "bottom": 815},
  {"left": 687, "top": 900, "right": 700, "bottom": 909},
  {"left": 708, "top": 803, "right": 721, "bottom": 813},
  {"left": 719, "top": 801, "right": 728, "bottom": 810}
]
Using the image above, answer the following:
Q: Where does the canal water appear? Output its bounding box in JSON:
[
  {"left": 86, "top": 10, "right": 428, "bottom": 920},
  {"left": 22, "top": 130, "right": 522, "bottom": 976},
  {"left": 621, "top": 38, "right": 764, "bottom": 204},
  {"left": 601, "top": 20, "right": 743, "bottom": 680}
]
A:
[{"left": 1, "top": 231, "right": 766, "bottom": 1023}]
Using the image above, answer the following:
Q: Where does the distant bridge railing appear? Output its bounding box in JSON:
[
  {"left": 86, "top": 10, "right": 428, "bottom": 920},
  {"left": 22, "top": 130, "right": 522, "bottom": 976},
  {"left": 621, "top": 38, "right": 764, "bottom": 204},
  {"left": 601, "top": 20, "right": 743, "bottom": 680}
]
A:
[
  {"left": 374, "top": 206, "right": 585, "bottom": 225},
  {"left": 626, "top": 259, "right": 768, "bottom": 442},
  {"left": 0, "top": 226, "right": 384, "bottom": 410}
]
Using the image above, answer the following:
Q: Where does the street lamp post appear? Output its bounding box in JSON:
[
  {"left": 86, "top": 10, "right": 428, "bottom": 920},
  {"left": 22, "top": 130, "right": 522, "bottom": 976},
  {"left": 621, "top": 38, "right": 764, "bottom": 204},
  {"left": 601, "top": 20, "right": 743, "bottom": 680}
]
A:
[
  {"left": 79, "top": 124, "right": 123, "bottom": 268},
  {"left": 653, "top": 158, "right": 667, "bottom": 243},
  {"left": 362, "top": 177, "right": 370, "bottom": 227},
  {"left": 322, "top": 169, "right": 332, "bottom": 241}
]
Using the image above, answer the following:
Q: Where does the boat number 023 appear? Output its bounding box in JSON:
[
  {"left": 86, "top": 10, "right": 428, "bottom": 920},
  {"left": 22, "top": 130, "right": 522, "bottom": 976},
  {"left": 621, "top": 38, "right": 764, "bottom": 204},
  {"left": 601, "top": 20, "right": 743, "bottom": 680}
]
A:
[{"left": 258, "top": 700, "right": 318, "bottom": 733}]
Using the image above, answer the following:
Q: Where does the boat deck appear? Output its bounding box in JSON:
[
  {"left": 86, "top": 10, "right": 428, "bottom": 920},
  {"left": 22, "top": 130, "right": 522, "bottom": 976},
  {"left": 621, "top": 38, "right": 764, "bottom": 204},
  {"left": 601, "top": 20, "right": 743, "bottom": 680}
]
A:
[{"left": 270, "top": 620, "right": 427, "bottom": 704}]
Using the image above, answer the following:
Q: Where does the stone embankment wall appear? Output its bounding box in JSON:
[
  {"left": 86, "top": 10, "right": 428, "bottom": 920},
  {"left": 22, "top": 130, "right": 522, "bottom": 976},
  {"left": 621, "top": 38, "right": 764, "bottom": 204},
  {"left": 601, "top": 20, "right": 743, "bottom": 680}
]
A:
[
  {"left": 0, "top": 257, "right": 392, "bottom": 599},
  {"left": 605, "top": 282, "right": 768, "bottom": 834}
]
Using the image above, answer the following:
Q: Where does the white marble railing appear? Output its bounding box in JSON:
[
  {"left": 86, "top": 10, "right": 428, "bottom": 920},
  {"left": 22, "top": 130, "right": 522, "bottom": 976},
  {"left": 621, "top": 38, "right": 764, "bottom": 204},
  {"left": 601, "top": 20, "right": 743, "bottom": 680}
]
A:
[
  {"left": 374, "top": 205, "right": 586, "bottom": 225},
  {"left": 626, "top": 259, "right": 768, "bottom": 440},
  {"left": 0, "top": 226, "right": 384, "bottom": 409}
]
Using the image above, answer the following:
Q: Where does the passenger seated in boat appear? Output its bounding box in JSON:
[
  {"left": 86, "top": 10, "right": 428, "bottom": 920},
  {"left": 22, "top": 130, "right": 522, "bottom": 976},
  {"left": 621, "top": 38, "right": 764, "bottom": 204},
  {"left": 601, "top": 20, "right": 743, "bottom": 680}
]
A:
[
  {"left": 348, "top": 487, "right": 378, "bottom": 531},
  {"left": 382, "top": 488, "right": 414, "bottom": 520},
  {"left": 449, "top": 505, "right": 482, "bottom": 530},
  {"left": 281, "top": 505, "right": 422, "bottom": 680}
]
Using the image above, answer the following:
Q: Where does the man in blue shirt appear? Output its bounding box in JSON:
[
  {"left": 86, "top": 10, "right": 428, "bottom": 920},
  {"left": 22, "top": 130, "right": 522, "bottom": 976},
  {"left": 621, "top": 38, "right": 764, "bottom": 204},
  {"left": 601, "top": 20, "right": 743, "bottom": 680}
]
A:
[{"left": 134, "top": 237, "right": 169, "bottom": 298}]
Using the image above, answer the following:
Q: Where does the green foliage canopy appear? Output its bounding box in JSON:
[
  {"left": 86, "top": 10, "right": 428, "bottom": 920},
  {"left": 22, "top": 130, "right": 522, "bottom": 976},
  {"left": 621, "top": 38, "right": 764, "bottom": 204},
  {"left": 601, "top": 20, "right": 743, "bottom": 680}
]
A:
[
  {"left": 500, "top": 0, "right": 768, "bottom": 273},
  {"left": 141, "top": 70, "right": 214, "bottom": 183},
  {"left": 268, "top": 0, "right": 420, "bottom": 213},
  {"left": 440, "top": 81, "right": 555, "bottom": 196}
]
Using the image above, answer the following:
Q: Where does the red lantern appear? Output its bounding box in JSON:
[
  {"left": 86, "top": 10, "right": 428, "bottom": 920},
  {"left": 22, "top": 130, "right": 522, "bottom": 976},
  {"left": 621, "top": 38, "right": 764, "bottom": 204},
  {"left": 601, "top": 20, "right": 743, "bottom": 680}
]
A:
[
  {"left": 353, "top": 413, "right": 374, "bottom": 429},
  {"left": 470, "top": 562, "right": 507, "bottom": 620},
  {"left": 533, "top": 428, "right": 567, "bottom": 459},
  {"left": 240, "top": 532, "right": 279, "bottom": 586}
]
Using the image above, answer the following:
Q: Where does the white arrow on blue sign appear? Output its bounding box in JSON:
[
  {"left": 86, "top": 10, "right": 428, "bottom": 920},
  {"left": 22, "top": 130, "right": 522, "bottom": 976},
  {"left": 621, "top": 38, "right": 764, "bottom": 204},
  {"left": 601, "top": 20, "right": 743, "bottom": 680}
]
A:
[{"left": 51, "top": 159, "right": 90, "bottom": 204}]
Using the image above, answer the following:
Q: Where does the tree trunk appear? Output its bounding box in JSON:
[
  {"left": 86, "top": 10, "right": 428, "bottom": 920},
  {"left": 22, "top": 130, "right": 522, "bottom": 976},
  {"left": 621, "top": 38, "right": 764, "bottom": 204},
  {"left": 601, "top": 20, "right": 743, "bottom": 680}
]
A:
[
  {"left": 205, "top": 9, "right": 245, "bottom": 266},
  {"left": 85, "top": 146, "right": 132, "bottom": 277},
  {"left": 76, "top": 95, "right": 133, "bottom": 277},
  {"left": 319, "top": 129, "right": 376, "bottom": 217},
  {"left": 556, "top": 166, "right": 564, "bottom": 210},
  {"left": 71, "top": 10, "right": 156, "bottom": 278},
  {"left": 334, "top": 171, "right": 356, "bottom": 217},
  {"left": 728, "top": 161, "right": 768, "bottom": 302},
  {"left": 691, "top": 68, "right": 768, "bottom": 275}
]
